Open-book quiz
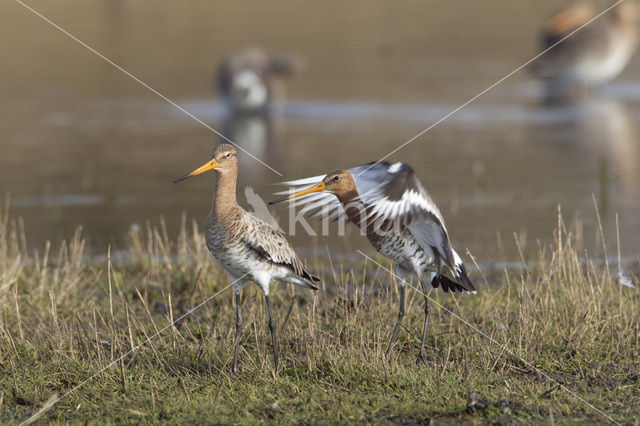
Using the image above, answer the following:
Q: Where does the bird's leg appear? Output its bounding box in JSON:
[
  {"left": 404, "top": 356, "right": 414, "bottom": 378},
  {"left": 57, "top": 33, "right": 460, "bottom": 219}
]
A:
[
  {"left": 265, "top": 294, "right": 279, "bottom": 373},
  {"left": 385, "top": 285, "right": 405, "bottom": 358},
  {"left": 417, "top": 280, "right": 430, "bottom": 364},
  {"left": 232, "top": 292, "right": 243, "bottom": 375}
]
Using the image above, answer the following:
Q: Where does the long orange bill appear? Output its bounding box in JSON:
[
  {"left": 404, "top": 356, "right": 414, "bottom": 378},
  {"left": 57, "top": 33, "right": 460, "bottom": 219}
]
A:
[
  {"left": 269, "top": 182, "right": 326, "bottom": 205},
  {"left": 173, "top": 158, "right": 219, "bottom": 183}
]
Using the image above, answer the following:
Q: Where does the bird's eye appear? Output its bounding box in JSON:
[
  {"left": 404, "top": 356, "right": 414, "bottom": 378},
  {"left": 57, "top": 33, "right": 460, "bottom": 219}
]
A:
[
  {"left": 226, "top": 152, "right": 231, "bottom": 158},
  {"left": 333, "top": 176, "right": 340, "bottom": 181}
]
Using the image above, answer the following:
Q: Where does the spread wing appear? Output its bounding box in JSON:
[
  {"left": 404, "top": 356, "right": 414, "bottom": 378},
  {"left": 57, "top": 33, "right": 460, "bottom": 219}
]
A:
[
  {"left": 351, "top": 162, "right": 454, "bottom": 264},
  {"left": 349, "top": 162, "right": 445, "bottom": 225},
  {"left": 275, "top": 174, "right": 346, "bottom": 221},
  {"left": 274, "top": 162, "right": 450, "bottom": 256},
  {"left": 352, "top": 162, "right": 475, "bottom": 292},
  {"left": 275, "top": 162, "right": 448, "bottom": 226},
  {"left": 242, "top": 217, "right": 319, "bottom": 283},
  {"left": 275, "top": 161, "right": 475, "bottom": 292}
]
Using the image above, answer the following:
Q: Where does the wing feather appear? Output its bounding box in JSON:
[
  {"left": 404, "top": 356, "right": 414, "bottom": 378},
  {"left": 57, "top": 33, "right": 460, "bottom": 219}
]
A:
[
  {"left": 353, "top": 162, "right": 475, "bottom": 292},
  {"left": 349, "top": 162, "right": 453, "bottom": 262},
  {"left": 242, "top": 217, "right": 319, "bottom": 283},
  {"left": 350, "top": 162, "right": 446, "bottom": 226},
  {"left": 275, "top": 161, "right": 475, "bottom": 292},
  {"left": 275, "top": 176, "right": 344, "bottom": 219}
]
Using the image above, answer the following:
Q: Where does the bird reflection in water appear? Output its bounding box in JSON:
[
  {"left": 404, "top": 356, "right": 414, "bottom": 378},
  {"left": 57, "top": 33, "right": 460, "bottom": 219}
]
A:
[
  {"left": 220, "top": 113, "right": 285, "bottom": 176},
  {"left": 537, "top": 96, "right": 639, "bottom": 219}
]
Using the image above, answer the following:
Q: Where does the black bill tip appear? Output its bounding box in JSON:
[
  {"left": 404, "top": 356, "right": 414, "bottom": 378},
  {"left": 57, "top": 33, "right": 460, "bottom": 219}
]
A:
[
  {"left": 268, "top": 196, "right": 288, "bottom": 205},
  {"left": 173, "top": 174, "right": 190, "bottom": 184}
]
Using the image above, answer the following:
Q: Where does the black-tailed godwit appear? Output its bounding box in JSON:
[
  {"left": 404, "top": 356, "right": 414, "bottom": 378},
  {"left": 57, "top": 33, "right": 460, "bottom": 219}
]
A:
[
  {"left": 270, "top": 161, "right": 476, "bottom": 361},
  {"left": 174, "top": 143, "right": 319, "bottom": 373},
  {"left": 531, "top": 0, "right": 639, "bottom": 98}
]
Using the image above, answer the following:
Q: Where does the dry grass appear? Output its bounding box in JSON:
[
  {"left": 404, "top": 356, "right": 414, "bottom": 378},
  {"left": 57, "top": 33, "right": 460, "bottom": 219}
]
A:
[{"left": 0, "top": 204, "right": 638, "bottom": 424}]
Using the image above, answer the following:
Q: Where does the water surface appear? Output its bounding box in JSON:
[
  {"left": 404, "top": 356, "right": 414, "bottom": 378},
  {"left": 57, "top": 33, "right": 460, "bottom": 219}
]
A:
[{"left": 2, "top": 0, "right": 640, "bottom": 267}]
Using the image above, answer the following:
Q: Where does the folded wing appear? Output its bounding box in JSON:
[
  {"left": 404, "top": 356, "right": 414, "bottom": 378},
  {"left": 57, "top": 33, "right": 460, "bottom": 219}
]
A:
[{"left": 242, "top": 219, "right": 319, "bottom": 284}]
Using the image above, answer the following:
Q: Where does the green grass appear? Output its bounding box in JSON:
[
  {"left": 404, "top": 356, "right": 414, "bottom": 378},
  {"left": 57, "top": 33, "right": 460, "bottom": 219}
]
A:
[{"left": 0, "top": 207, "right": 638, "bottom": 424}]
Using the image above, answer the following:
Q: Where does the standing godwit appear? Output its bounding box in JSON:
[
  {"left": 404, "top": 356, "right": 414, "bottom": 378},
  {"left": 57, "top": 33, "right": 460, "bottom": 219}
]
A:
[
  {"left": 217, "top": 47, "right": 303, "bottom": 116},
  {"left": 270, "top": 162, "right": 476, "bottom": 361},
  {"left": 174, "top": 144, "right": 319, "bottom": 373},
  {"left": 530, "top": 0, "right": 639, "bottom": 98}
]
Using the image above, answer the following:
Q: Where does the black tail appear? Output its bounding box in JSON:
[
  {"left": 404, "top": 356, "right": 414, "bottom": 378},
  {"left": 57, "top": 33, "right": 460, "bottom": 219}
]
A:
[
  {"left": 431, "top": 264, "right": 476, "bottom": 294},
  {"left": 301, "top": 269, "right": 321, "bottom": 289},
  {"left": 454, "top": 263, "right": 477, "bottom": 292}
]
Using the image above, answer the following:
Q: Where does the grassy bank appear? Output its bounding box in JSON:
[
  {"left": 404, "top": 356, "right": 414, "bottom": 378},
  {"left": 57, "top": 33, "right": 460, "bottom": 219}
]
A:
[{"left": 0, "top": 207, "right": 638, "bottom": 424}]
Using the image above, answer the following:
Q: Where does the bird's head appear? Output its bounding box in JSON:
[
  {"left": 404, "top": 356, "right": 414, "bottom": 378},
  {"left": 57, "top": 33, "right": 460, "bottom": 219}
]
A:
[
  {"left": 319, "top": 170, "right": 356, "bottom": 196},
  {"left": 173, "top": 144, "right": 238, "bottom": 183},
  {"left": 269, "top": 170, "right": 356, "bottom": 204}
]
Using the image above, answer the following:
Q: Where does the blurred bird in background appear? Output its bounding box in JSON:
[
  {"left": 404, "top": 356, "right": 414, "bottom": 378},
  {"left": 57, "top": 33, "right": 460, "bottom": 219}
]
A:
[
  {"left": 270, "top": 162, "right": 476, "bottom": 362},
  {"left": 530, "top": 0, "right": 639, "bottom": 100},
  {"left": 217, "top": 47, "right": 304, "bottom": 116}
]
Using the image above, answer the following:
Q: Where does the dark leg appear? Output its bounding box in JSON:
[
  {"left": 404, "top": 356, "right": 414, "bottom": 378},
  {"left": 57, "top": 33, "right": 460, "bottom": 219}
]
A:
[
  {"left": 232, "top": 292, "right": 243, "bottom": 375},
  {"left": 385, "top": 285, "right": 405, "bottom": 358},
  {"left": 265, "top": 294, "right": 279, "bottom": 373},
  {"left": 417, "top": 280, "right": 430, "bottom": 363}
]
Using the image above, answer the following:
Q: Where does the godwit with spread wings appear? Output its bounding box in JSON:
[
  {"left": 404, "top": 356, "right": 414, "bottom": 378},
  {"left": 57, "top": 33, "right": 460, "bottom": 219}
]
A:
[{"left": 270, "top": 161, "right": 476, "bottom": 361}]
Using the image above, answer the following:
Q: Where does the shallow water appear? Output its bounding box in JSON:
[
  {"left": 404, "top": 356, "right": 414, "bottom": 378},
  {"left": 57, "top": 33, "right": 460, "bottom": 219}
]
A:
[{"left": 2, "top": 0, "right": 640, "bottom": 267}]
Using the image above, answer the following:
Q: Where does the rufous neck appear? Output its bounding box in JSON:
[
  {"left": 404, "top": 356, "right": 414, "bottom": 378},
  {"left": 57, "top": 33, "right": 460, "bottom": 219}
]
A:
[
  {"left": 212, "top": 165, "right": 238, "bottom": 217},
  {"left": 335, "top": 187, "right": 365, "bottom": 226}
]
